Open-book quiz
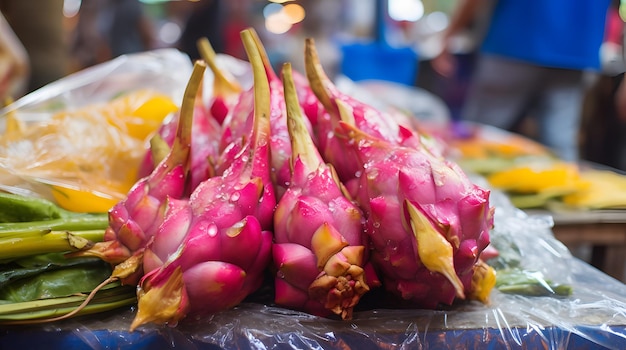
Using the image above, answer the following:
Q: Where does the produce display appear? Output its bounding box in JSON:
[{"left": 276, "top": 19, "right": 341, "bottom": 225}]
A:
[
  {"left": 0, "top": 28, "right": 498, "bottom": 329},
  {"left": 2, "top": 28, "right": 626, "bottom": 349},
  {"left": 427, "top": 122, "right": 626, "bottom": 210}
]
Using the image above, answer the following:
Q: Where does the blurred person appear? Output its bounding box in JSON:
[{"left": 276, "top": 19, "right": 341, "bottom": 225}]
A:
[
  {"left": 71, "top": 0, "right": 156, "bottom": 71},
  {"left": 0, "top": 0, "right": 67, "bottom": 93},
  {"left": 107, "top": 0, "right": 156, "bottom": 58},
  {"left": 583, "top": 0, "right": 626, "bottom": 171},
  {"left": 177, "top": 0, "right": 225, "bottom": 61},
  {"left": 432, "top": 0, "right": 612, "bottom": 162}
]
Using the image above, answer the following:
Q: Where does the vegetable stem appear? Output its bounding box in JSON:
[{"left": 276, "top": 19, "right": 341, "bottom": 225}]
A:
[{"left": 0, "top": 230, "right": 105, "bottom": 261}]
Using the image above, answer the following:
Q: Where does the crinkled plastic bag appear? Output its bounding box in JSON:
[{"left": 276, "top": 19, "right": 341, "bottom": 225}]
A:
[{"left": 0, "top": 49, "right": 193, "bottom": 212}]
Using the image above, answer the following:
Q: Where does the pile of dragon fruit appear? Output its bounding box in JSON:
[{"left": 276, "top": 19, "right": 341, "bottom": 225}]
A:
[{"left": 75, "top": 29, "right": 495, "bottom": 330}]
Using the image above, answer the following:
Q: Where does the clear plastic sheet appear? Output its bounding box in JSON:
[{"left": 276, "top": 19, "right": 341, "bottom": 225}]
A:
[{"left": 1, "top": 188, "right": 625, "bottom": 349}]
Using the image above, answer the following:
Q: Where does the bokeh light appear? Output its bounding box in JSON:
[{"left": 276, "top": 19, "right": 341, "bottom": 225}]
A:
[
  {"left": 263, "top": 3, "right": 284, "bottom": 18},
  {"left": 265, "top": 11, "right": 293, "bottom": 34},
  {"left": 425, "top": 11, "right": 448, "bottom": 32},
  {"left": 63, "top": 0, "right": 81, "bottom": 17},
  {"left": 388, "top": 0, "right": 424, "bottom": 22},
  {"left": 159, "top": 21, "right": 182, "bottom": 45},
  {"left": 264, "top": 1, "right": 307, "bottom": 34},
  {"left": 283, "top": 3, "right": 305, "bottom": 24}
]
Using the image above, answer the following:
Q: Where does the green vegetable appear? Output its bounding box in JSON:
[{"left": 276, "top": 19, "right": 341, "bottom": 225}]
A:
[
  {"left": 0, "top": 192, "right": 136, "bottom": 324},
  {"left": 0, "top": 259, "right": 112, "bottom": 302},
  {"left": 0, "top": 230, "right": 104, "bottom": 261},
  {"left": 0, "top": 191, "right": 108, "bottom": 238},
  {"left": 495, "top": 269, "right": 572, "bottom": 297},
  {"left": 0, "top": 253, "right": 102, "bottom": 287},
  {"left": 0, "top": 284, "right": 136, "bottom": 322},
  {"left": 0, "top": 192, "right": 64, "bottom": 222}
]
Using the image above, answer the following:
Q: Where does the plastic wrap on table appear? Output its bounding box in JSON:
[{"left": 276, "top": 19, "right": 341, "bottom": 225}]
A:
[{"left": 1, "top": 185, "right": 625, "bottom": 349}]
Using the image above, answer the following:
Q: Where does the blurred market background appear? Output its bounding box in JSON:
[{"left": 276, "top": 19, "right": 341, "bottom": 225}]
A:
[
  {"left": 1, "top": 0, "right": 626, "bottom": 279},
  {"left": 0, "top": 0, "right": 624, "bottom": 172}
]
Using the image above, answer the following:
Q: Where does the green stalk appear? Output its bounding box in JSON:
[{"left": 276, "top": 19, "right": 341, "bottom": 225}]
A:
[
  {"left": 0, "top": 230, "right": 105, "bottom": 261},
  {"left": 0, "top": 213, "right": 108, "bottom": 236},
  {"left": 0, "top": 192, "right": 64, "bottom": 222},
  {"left": 0, "top": 284, "right": 136, "bottom": 322}
]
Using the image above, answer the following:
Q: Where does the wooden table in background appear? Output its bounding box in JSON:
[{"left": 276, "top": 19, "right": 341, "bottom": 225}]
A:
[{"left": 527, "top": 210, "right": 626, "bottom": 282}]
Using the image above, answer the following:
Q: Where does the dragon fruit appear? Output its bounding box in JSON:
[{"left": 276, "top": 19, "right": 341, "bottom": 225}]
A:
[
  {"left": 332, "top": 104, "right": 495, "bottom": 308},
  {"left": 272, "top": 62, "right": 379, "bottom": 320},
  {"left": 67, "top": 61, "right": 207, "bottom": 285},
  {"left": 129, "top": 29, "right": 276, "bottom": 330}
]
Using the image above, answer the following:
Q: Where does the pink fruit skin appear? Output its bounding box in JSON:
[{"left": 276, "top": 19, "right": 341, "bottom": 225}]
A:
[{"left": 338, "top": 121, "right": 493, "bottom": 308}]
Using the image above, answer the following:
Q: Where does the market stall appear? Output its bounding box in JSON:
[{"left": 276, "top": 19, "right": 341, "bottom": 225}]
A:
[{"left": 1, "top": 43, "right": 625, "bottom": 349}]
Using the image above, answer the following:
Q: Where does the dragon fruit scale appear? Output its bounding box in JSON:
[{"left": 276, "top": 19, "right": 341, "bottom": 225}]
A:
[
  {"left": 272, "top": 62, "right": 380, "bottom": 320},
  {"left": 129, "top": 29, "right": 276, "bottom": 330}
]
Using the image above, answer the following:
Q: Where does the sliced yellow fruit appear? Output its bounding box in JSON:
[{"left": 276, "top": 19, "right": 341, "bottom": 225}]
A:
[
  {"left": 562, "top": 170, "right": 626, "bottom": 209},
  {"left": 116, "top": 91, "right": 179, "bottom": 140},
  {"left": 487, "top": 162, "right": 588, "bottom": 195},
  {"left": 51, "top": 185, "right": 123, "bottom": 213}
]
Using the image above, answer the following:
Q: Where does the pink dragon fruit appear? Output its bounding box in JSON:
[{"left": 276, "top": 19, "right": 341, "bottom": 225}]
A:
[
  {"left": 67, "top": 61, "right": 207, "bottom": 285},
  {"left": 300, "top": 43, "right": 494, "bottom": 308},
  {"left": 333, "top": 107, "right": 495, "bottom": 308},
  {"left": 129, "top": 29, "right": 276, "bottom": 330},
  {"left": 291, "top": 65, "right": 326, "bottom": 131},
  {"left": 272, "top": 62, "right": 380, "bottom": 320}
]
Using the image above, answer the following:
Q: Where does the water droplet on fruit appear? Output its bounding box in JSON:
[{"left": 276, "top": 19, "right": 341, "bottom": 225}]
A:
[
  {"left": 207, "top": 224, "right": 218, "bottom": 237},
  {"left": 386, "top": 239, "right": 398, "bottom": 252},
  {"left": 230, "top": 192, "right": 240, "bottom": 202}
]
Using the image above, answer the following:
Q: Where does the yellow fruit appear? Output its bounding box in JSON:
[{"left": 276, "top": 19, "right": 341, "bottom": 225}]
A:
[
  {"left": 51, "top": 185, "right": 123, "bottom": 213},
  {"left": 104, "top": 90, "right": 179, "bottom": 140},
  {"left": 122, "top": 92, "right": 179, "bottom": 140},
  {"left": 487, "top": 162, "right": 587, "bottom": 194},
  {"left": 562, "top": 170, "right": 626, "bottom": 209}
]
